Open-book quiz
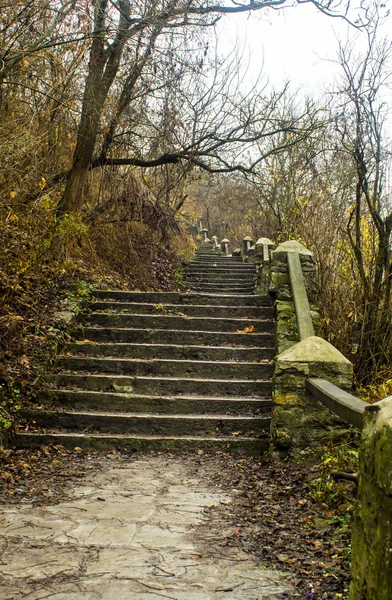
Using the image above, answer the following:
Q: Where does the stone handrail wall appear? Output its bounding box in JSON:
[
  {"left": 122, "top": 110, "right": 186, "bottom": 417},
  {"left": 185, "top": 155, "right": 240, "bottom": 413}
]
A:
[
  {"left": 195, "top": 223, "right": 392, "bottom": 600},
  {"left": 307, "top": 377, "right": 367, "bottom": 429},
  {"left": 287, "top": 252, "right": 315, "bottom": 340},
  {"left": 266, "top": 236, "right": 392, "bottom": 600}
]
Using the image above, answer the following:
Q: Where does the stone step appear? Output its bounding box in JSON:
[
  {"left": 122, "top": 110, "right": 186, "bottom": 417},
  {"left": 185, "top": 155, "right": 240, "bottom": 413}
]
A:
[
  {"left": 186, "top": 276, "right": 255, "bottom": 283},
  {"left": 189, "top": 283, "right": 254, "bottom": 289},
  {"left": 89, "top": 302, "right": 273, "bottom": 318},
  {"left": 14, "top": 432, "right": 268, "bottom": 455},
  {"left": 193, "top": 254, "right": 234, "bottom": 258},
  {"left": 186, "top": 267, "right": 255, "bottom": 273},
  {"left": 67, "top": 342, "right": 274, "bottom": 361},
  {"left": 85, "top": 314, "right": 273, "bottom": 332},
  {"left": 192, "top": 259, "right": 237, "bottom": 264},
  {"left": 56, "top": 356, "right": 273, "bottom": 379},
  {"left": 185, "top": 274, "right": 254, "bottom": 280},
  {"left": 92, "top": 291, "right": 270, "bottom": 306},
  {"left": 72, "top": 327, "right": 274, "bottom": 346},
  {"left": 189, "top": 286, "right": 254, "bottom": 294},
  {"left": 37, "top": 389, "right": 273, "bottom": 414},
  {"left": 21, "top": 409, "right": 270, "bottom": 436},
  {"left": 186, "top": 282, "right": 254, "bottom": 289},
  {"left": 192, "top": 257, "right": 246, "bottom": 262},
  {"left": 46, "top": 374, "right": 272, "bottom": 396}
]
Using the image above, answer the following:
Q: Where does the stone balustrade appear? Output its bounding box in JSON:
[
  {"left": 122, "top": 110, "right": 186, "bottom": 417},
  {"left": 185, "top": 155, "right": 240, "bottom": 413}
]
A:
[{"left": 191, "top": 222, "right": 392, "bottom": 600}]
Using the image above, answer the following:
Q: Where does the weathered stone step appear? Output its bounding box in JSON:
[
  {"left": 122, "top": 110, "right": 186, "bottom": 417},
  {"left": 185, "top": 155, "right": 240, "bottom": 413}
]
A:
[
  {"left": 85, "top": 314, "right": 273, "bottom": 332},
  {"left": 56, "top": 356, "right": 273, "bottom": 379},
  {"left": 189, "top": 282, "right": 254, "bottom": 288},
  {"left": 189, "top": 286, "right": 254, "bottom": 294},
  {"left": 192, "top": 259, "right": 239, "bottom": 264},
  {"left": 14, "top": 432, "right": 268, "bottom": 455},
  {"left": 68, "top": 342, "right": 274, "bottom": 361},
  {"left": 73, "top": 327, "right": 274, "bottom": 346},
  {"left": 185, "top": 273, "right": 255, "bottom": 287},
  {"left": 186, "top": 270, "right": 255, "bottom": 276},
  {"left": 37, "top": 389, "right": 273, "bottom": 414},
  {"left": 46, "top": 374, "right": 272, "bottom": 396},
  {"left": 89, "top": 302, "right": 272, "bottom": 318},
  {"left": 187, "top": 263, "right": 255, "bottom": 269},
  {"left": 92, "top": 291, "right": 270, "bottom": 306},
  {"left": 21, "top": 409, "right": 270, "bottom": 436},
  {"left": 189, "top": 259, "right": 253, "bottom": 265},
  {"left": 193, "top": 254, "right": 235, "bottom": 259},
  {"left": 186, "top": 282, "right": 254, "bottom": 290}
]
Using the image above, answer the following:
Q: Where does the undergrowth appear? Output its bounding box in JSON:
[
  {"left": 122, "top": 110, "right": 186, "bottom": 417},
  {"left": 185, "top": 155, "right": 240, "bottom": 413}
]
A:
[
  {"left": 296, "top": 433, "right": 360, "bottom": 577},
  {"left": 0, "top": 169, "right": 196, "bottom": 445}
]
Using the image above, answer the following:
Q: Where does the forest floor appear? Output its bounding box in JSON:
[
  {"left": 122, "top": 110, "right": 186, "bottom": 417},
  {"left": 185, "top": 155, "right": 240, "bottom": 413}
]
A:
[{"left": 0, "top": 446, "right": 355, "bottom": 599}]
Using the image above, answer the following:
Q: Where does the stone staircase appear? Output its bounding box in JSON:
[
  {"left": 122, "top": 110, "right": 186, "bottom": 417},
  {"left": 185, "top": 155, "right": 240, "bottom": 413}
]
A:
[{"left": 16, "top": 243, "right": 275, "bottom": 454}]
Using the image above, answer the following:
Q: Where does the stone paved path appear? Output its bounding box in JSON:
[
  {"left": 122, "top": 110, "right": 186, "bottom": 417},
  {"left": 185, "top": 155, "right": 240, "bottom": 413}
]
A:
[{"left": 0, "top": 455, "right": 292, "bottom": 599}]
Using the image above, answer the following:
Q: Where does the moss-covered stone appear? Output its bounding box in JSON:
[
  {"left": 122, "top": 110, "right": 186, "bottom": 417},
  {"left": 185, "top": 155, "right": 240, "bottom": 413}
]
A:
[
  {"left": 272, "top": 337, "right": 353, "bottom": 455},
  {"left": 350, "top": 397, "right": 392, "bottom": 600},
  {"left": 275, "top": 300, "right": 298, "bottom": 354},
  {"left": 271, "top": 272, "right": 290, "bottom": 286},
  {"left": 269, "top": 239, "right": 352, "bottom": 457}
]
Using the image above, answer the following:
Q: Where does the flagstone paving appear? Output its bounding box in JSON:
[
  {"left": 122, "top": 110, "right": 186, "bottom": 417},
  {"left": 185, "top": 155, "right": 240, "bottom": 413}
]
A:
[{"left": 0, "top": 454, "right": 293, "bottom": 599}]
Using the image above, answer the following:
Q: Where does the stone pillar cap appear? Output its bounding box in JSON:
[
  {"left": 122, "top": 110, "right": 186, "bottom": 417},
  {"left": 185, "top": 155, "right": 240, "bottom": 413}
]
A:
[
  {"left": 274, "top": 240, "right": 312, "bottom": 256},
  {"left": 277, "top": 336, "right": 352, "bottom": 368},
  {"left": 256, "top": 237, "right": 274, "bottom": 246}
]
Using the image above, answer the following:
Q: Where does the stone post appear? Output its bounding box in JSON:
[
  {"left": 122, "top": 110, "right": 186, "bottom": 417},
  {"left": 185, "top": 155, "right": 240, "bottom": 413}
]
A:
[
  {"left": 350, "top": 397, "right": 392, "bottom": 600},
  {"left": 254, "top": 237, "right": 274, "bottom": 295},
  {"left": 211, "top": 236, "right": 220, "bottom": 253},
  {"left": 187, "top": 224, "right": 198, "bottom": 237},
  {"left": 221, "top": 238, "right": 230, "bottom": 256},
  {"left": 272, "top": 336, "right": 353, "bottom": 456},
  {"left": 200, "top": 228, "right": 209, "bottom": 243},
  {"left": 241, "top": 236, "right": 254, "bottom": 262}
]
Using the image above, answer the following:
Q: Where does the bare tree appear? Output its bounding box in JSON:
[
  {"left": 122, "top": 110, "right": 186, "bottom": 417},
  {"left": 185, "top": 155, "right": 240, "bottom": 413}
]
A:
[
  {"left": 334, "top": 17, "right": 392, "bottom": 382},
  {"left": 52, "top": 0, "right": 362, "bottom": 219}
]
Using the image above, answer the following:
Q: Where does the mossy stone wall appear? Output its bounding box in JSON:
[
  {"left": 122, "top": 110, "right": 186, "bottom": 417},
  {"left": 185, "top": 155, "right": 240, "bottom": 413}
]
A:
[
  {"left": 350, "top": 397, "right": 392, "bottom": 600},
  {"left": 269, "top": 242, "right": 352, "bottom": 456}
]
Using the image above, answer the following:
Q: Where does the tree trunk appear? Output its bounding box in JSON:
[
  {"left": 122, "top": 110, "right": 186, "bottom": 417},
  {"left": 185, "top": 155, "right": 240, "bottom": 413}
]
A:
[{"left": 55, "top": 0, "right": 129, "bottom": 219}]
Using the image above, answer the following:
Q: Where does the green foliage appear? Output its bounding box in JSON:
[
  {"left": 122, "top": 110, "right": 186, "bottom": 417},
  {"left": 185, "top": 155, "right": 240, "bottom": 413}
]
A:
[
  {"left": 0, "top": 383, "right": 21, "bottom": 447},
  {"left": 172, "top": 269, "right": 186, "bottom": 289}
]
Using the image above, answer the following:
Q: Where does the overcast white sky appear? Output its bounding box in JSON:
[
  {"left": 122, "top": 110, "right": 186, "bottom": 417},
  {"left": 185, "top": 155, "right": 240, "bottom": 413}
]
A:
[{"left": 217, "top": 3, "right": 392, "bottom": 97}]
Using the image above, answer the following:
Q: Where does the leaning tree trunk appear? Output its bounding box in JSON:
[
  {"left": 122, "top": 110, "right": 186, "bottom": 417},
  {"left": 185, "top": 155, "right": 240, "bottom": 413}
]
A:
[{"left": 55, "top": 0, "right": 130, "bottom": 220}]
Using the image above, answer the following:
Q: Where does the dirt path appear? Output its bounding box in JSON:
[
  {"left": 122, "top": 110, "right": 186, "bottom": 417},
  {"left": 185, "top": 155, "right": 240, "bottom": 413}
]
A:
[{"left": 0, "top": 453, "right": 292, "bottom": 600}]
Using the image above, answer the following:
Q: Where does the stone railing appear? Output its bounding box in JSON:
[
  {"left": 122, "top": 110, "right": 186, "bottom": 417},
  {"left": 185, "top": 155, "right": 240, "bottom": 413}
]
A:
[
  {"left": 194, "top": 224, "right": 392, "bottom": 599},
  {"left": 196, "top": 222, "right": 231, "bottom": 256},
  {"left": 267, "top": 237, "right": 392, "bottom": 600}
]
